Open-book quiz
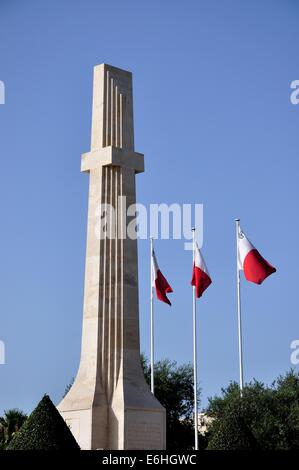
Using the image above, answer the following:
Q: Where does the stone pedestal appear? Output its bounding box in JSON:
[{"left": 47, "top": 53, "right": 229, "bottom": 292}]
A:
[{"left": 57, "top": 64, "right": 166, "bottom": 450}]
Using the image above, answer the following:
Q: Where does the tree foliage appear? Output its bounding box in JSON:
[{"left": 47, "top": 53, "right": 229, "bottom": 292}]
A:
[
  {"left": 2, "top": 364, "right": 298, "bottom": 451},
  {"left": 0, "top": 409, "right": 27, "bottom": 449},
  {"left": 141, "top": 354, "right": 205, "bottom": 450},
  {"left": 206, "top": 371, "right": 299, "bottom": 450}
]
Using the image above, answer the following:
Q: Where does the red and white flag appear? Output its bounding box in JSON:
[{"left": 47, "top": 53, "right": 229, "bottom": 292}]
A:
[
  {"left": 191, "top": 242, "right": 212, "bottom": 298},
  {"left": 151, "top": 250, "right": 173, "bottom": 306},
  {"left": 237, "top": 230, "right": 276, "bottom": 285}
]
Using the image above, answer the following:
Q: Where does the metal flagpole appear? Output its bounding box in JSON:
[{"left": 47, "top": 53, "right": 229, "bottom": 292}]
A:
[
  {"left": 150, "top": 237, "right": 155, "bottom": 394},
  {"left": 192, "top": 228, "right": 199, "bottom": 450},
  {"left": 235, "top": 219, "right": 244, "bottom": 395}
]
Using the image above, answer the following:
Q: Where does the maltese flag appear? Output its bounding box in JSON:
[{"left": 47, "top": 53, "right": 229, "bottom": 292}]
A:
[
  {"left": 191, "top": 242, "right": 212, "bottom": 298},
  {"left": 151, "top": 250, "right": 173, "bottom": 305},
  {"left": 237, "top": 230, "right": 276, "bottom": 285}
]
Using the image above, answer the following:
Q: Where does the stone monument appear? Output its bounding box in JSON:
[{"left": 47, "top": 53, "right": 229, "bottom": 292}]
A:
[{"left": 57, "top": 64, "right": 166, "bottom": 450}]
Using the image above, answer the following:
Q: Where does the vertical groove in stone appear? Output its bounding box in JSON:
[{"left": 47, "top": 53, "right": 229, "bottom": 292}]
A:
[
  {"left": 106, "top": 167, "right": 111, "bottom": 398},
  {"left": 103, "top": 72, "right": 123, "bottom": 149},
  {"left": 98, "top": 168, "right": 106, "bottom": 390},
  {"left": 110, "top": 166, "right": 115, "bottom": 399},
  {"left": 110, "top": 78, "right": 114, "bottom": 147},
  {"left": 102, "top": 166, "right": 110, "bottom": 393},
  {"left": 120, "top": 94, "right": 123, "bottom": 149},
  {"left": 117, "top": 167, "right": 122, "bottom": 387},
  {"left": 121, "top": 94, "right": 127, "bottom": 149},
  {"left": 100, "top": 167, "right": 105, "bottom": 390},
  {"left": 116, "top": 168, "right": 122, "bottom": 384},
  {"left": 113, "top": 168, "right": 118, "bottom": 392},
  {"left": 107, "top": 166, "right": 112, "bottom": 401},
  {"left": 102, "top": 71, "right": 107, "bottom": 148},
  {"left": 106, "top": 71, "right": 111, "bottom": 146},
  {"left": 112, "top": 167, "right": 117, "bottom": 400},
  {"left": 117, "top": 168, "right": 126, "bottom": 378},
  {"left": 116, "top": 87, "right": 120, "bottom": 148}
]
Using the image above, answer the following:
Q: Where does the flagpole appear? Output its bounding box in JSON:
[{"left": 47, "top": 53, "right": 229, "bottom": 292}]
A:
[
  {"left": 150, "top": 237, "right": 155, "bottom": 394},
  {"left": 192, "top": 228, "right": 199, "bottom": 450},
  {"left": 235, "top": 219, "right": 244, "bottom": 394}
]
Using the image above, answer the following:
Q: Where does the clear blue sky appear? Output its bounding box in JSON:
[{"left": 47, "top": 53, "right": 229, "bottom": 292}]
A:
[{"left": 0, "top": 0, "right": 298, "bottom": 415}]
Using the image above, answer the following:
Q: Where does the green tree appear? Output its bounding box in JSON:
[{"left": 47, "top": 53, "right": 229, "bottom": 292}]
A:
[
  {"left": 0, "top": 409, "right": 27, "bottom": 449},
  {"left": 7, "top": 395, "right": 80, "bottom": 450},
  {"left": 206, "top": 371, "right": 299, "bottom": 450},
  {"left": 141, "top": 355, "right": 205, "bottom": 450}
]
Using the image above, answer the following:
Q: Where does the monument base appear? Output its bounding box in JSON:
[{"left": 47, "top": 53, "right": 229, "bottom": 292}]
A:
[{"left": 58, "top": 375, "right": 166, "bottom": 450}]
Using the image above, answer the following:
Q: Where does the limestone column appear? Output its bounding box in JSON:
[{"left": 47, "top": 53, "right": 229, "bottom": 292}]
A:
[{"left": 57, "top": 64, "right": 166, "bottom": 450}]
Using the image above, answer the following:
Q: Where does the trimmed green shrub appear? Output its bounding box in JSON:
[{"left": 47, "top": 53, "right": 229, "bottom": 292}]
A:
[{"left": 7, "top": 395, "right": 80, "bottom": 450}]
